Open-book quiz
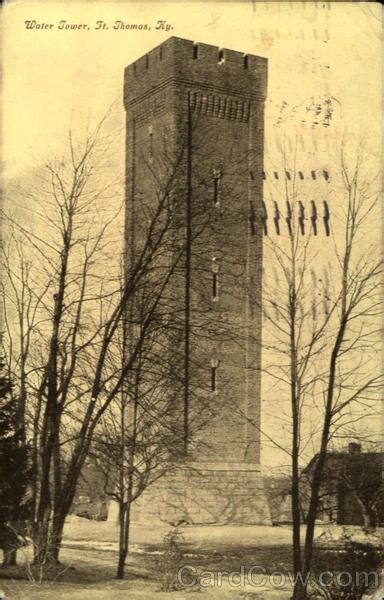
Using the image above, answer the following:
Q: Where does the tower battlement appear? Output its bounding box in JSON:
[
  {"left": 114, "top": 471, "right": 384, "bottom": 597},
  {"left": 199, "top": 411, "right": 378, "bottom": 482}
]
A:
[{"left": 124, "top": 36, "right": 267, "bottom": 108}]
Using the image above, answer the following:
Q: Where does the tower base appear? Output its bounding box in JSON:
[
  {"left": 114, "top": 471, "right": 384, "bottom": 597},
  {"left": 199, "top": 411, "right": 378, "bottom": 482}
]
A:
[{"left": 108, "top": 462, "right": 271, "bottom": 526}]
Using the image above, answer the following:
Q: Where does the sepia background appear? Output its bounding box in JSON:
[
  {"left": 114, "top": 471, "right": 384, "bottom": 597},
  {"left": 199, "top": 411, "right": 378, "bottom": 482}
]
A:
[{"left": 2, "top": 1, "right": 382, "bottom": 470}]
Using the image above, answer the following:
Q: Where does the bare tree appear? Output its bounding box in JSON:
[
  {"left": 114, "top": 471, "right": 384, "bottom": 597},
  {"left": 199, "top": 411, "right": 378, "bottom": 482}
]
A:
[
  {"left": 1, "top": 109, "right": 248, "bottom": 570},
  {"left": 89, "top": 325, "right": 177, "bottom": 579},
  {"left": 82, "top": 266, "right": 182, "bottom": 580},
  {"left": 251, "top": 141, "right": 381, "bottom": 599},
  {"left": 1, "top": 118, "right": 193, "bottom": 566}
]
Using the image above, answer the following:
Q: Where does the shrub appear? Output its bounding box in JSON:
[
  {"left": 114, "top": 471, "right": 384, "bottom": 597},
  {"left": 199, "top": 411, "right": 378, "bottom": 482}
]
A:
[
  {"left": 156, "top": 528, "right": 198, "bottom": 592},
  {"left": 309, "top": 539, "right": 382, "bottom": 599}
]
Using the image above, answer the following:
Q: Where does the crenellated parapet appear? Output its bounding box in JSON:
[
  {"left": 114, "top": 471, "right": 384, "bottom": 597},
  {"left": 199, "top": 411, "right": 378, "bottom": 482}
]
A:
[{"left": 124, "top": 36, "right": 268, "bottom": 109}]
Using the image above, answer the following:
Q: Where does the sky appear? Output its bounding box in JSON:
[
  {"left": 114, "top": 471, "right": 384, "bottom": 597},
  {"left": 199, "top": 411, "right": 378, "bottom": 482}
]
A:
[
  {"left": 3, "top": 1, "right": 381, "bottom": 180},
  {"left": 2, "top": 1, "right": 382, "bottom": 468}
]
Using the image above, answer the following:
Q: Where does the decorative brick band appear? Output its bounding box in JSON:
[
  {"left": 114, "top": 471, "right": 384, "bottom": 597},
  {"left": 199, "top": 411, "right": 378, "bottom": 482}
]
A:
[{"left": 189, "top": 90, "right": 250, "bottom": 122}]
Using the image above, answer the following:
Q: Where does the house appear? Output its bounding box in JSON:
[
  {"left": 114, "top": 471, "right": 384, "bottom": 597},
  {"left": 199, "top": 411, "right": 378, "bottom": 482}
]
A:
[{"left": 302, "top": 443, "right": 384, "bottom": 528}]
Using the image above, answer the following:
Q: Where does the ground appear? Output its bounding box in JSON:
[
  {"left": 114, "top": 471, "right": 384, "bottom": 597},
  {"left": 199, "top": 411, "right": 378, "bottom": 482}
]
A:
[{"left": 1, "top": 518, "right": 382, "bottom": 599}]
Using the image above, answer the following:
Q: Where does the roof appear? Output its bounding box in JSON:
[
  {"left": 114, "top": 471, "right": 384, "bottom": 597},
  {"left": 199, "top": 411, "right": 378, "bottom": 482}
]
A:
[{"left": 303, "top": 450, "right": 384, "bottom": 474}]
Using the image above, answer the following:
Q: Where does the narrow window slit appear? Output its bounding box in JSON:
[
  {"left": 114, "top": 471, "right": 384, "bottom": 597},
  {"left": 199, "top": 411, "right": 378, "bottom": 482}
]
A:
[
  {"left": 211, "top": 257, "right": 219, "bottom": 301},
  {"left": 148, "top": 125, "right": 153, "bottom": 161},
  {"left": 212, "top": 273, "right": 218, "bottom": 299},
  {"left": 213, "top": 169, "right": 221, "bottom": 206},
  {"left": 211, "top": 357, "right": 219, "bottom": 392},
  {"left": 193, "top": 43, "right": 198, "bottom": 59},
  {"left": 249, "top": 200, "right": 256, "bottom": 236}
]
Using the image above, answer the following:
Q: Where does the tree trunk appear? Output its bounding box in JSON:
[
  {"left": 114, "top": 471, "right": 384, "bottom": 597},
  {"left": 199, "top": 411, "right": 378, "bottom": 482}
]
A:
[
  {"left": 116, "top": 500, "right": 132, "bottom": 579},
  {"left": 32, "top": 499, "right": 59, "bottom": 566},
  {"left": 291, "top": 586, "right": 309, "bottom": 600},
  {"left": 48, "top": 511, "right": 66, "bottom": 564},
  {"left": 291, "top": 446, "right": 302, "bottom": 583},
  {"left": 117, "top": 547, "right": 127, "bottom": 580},
  {"left": 31, "top": 514, "right": 50, "bottom": 566},
  {"left": 299, "top": 319, "right": 347, "bottom": 594},
  {"left": 289, "top": 272, "right": 305, "bottom": 600}
]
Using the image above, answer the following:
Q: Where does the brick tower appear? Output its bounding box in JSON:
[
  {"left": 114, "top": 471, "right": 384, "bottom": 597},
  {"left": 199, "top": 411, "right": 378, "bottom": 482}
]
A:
[{"left": 122, "top": 37, "right": 271, "bottom": 525}]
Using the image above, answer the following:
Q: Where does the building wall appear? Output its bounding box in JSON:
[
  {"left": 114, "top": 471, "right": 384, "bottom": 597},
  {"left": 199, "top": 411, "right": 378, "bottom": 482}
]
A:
[
  {"left": 124, "top": 36, "right": 267, "bottom": 466},
  {"left": 108, "top": 463, "right": 271, "bottom": 526}
]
